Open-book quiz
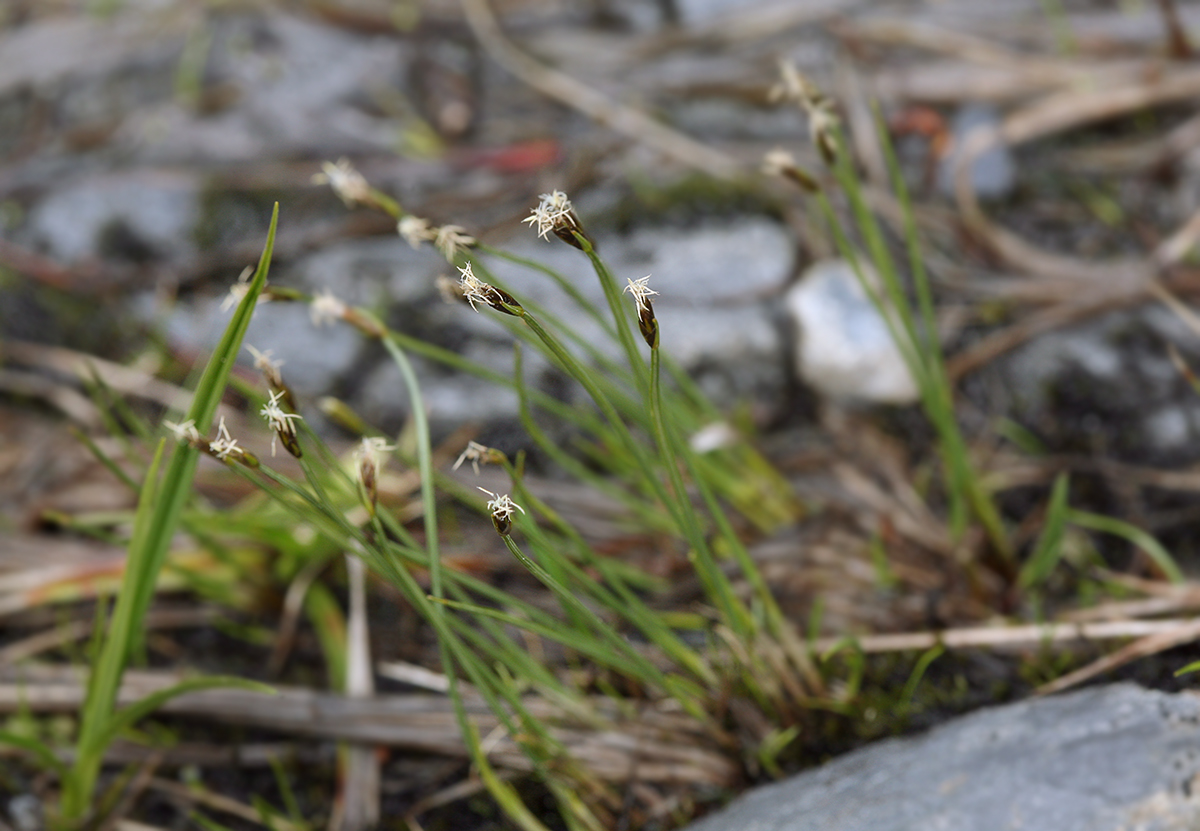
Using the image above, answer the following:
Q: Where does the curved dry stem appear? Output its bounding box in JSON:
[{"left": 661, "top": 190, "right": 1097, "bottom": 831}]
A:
[{"left": 459, "top": 0, "right": 740, "bottom": 178}]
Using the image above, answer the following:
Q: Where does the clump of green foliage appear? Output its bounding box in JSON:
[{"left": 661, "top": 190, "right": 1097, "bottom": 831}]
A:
[{"left": 4, "top": 65, "right": 1187, "bottom": 831}]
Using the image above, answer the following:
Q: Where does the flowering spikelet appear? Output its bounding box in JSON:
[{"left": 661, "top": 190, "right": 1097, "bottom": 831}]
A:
[
  {"left": 523, "top": 190, "right": 590, "bottom": 250},
  {"left": 356, "top": 437, "right": 396, "bottom": 514},
  {"left": 762, "top": 147, "right": 819, "bottom": 193},
  {"left": 769, "top": 61, "right": 839, "bottom": 165},
  {"left": 247, "top": 345, "right": 296, "bottom": 412},
  {"left": 433, "top": 224, "right": 476, "bottom": 260},
  {"left": 478, "top": 487, "right": 525, "bottom": 536},
  {"left": 220, "top": 266, "right": 266, "bottom": 313},
  {"left": 624, "top": 275, "right": 660, "bottom": 349},
  {"left": 260, "top": 389, "right": 303, "bottom": 458},
  {"left": 453, "top": 440, "right": 506, "bottom": 476},
  {"left": 207, "top": 416, "right": 258, "bottom": 468},
  {"left": 208, "top": 416, "right": 240, "bottom": 460},
  {"left": 164, "top": 418, "right": 201, "bottom": 445},
  {"left": 398, "top": 215, "right": 435, "bottom": 249},
  {"left": 312, "top": 158, "right": 374, "bottom": 208},
  {"left": 310, "top": 289, "right": 347, "bottom": 327},
  {"left": 457, "top": 262, "right": 522, "bottom": 316}
]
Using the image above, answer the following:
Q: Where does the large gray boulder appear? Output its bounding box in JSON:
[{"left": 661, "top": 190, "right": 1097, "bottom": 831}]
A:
[{"left": 682, "top": 684, "right": 1200, "bottom": 831}]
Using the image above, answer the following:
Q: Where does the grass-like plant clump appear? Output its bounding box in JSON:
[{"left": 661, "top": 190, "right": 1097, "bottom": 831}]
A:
[{"left": 2, "top": 63, "right": 1186, "bottom": 831}]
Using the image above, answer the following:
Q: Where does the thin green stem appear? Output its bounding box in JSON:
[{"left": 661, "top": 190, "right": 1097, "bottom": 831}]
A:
[
  {"left": 498, "top": 533, "right": 710, "bottom": 721},
  {"left": 649, "top": 347, "right": 751, "bottom": 636},
  {"left": 576, "top": 234, "right": 650, "bottom": 399}
]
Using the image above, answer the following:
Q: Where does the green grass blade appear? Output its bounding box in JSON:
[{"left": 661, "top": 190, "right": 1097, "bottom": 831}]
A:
[
  {"left": 900, "top": 644, "right": 944, "bottom": 713},
  {"left": 1175, "top": 660, "right": 1200, "bottom": 677},
  {"left": 1068, "top": 509, "right": 1184, "bottom": 584},
  {"left": 1019, "top": 473, "right": 1071, "bottom": 590},
  {"left": 98, "top": 676, "right": 275, "bottom": 749},
  {"left": 0, "top": 731, "right": 69, "bottom": 778},
  {"left": 62, "top": 204, "right": 278, "bottom": 820}
]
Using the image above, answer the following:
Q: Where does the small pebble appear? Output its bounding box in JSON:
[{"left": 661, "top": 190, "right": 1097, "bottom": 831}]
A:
[{"left": 786, "top": 259, "right": 919, "bottom": 405}]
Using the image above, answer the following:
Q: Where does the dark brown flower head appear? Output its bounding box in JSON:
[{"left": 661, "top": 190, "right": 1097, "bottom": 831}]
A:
[
  {"left": 458, "top": 263, "right": 523, "bottom": 317},
  {"left": 260, "top": 390, "right": 303, "bottom": 458},
  {"left": 624, "top": 276, "right": 660, "bottom": 349},
  {"left": 247, "top": 345, "right": 297, "bottom": 412},
  {"left": 770, "top": 61, "right": 840, "bottom": 166},
  {"left": 762, "top": 148, "right": 820, "bottom": 193},
  {"left": 479, "top": 487, "right": 525, "bottom": 537},
  {"left": 523, "top": 190, "right": 592, "bottom": 250},
  {"left": 356, "top": 437, "right": 396, "bottom": 514},
  {"left": 453, "top": 441, "right": 508, "bottom": 475}
]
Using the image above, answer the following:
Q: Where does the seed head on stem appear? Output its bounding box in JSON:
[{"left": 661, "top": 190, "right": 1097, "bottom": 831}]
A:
[
  {"left": 762, "top": 147, "right": 820, "bottom": 193},
  {"left": 207, "top": 416, "right": 258, "bottom": 468},
  {"left": 260, "top": 390, "right": 303, "bottom": 458},
  {"left": 523, "top": 190, "right": 591, "bottom": 250},
  {"left": 398, "top": 215, "right": 435, "bottom": 249},
  {"left": 246, "top": 344, "right": 298, "bottom": 411},
  {"left": 453, "top": 440, "right": 506, "bottom": 475},
  {"left": 313, "top": 158, "right": 374, "bottom": 208},
  {"left": 478, "top": 487, "right": 525, "bottom": 537},
  {"left": 356, "top": 437, "right": 396, "bottom": 514},
  {"left": 246, "top": 345, "right": 284, "bottom": 388},
  {"left": 164, "top": 418, "right": 201, "bottom": 445},
  {"left": 624, "top": 275, "right": 660, "bottom": 349},
  {"left": 310, "top": 289, "right": 348, "bottom": 327},
  {"left": 769, "top": 61, "right": 840, "bottom": 165},
  {"left": 457, "top": 262, "right": 522, "bottom": 316},
  {"left": 220, "top": 267, "right": 265, "bottom": 313},
  {"left": 433, "top": 224, "right": 476, "bottom": 260}
]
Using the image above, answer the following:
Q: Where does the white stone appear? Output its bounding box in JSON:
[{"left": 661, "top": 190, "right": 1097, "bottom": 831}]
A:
[{"left": 786, "top": 259, "right": 919, "bottom": 405}]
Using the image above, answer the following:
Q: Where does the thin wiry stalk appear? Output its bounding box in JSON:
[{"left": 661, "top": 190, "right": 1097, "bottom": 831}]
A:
[
  {"left": 576, "top": 235, "right": 651, "bottom": 399},
  {"left": 648, "top": 347, "right": 751, "bottom": 637},
  {"left": 497, "top": 532, "right": 711, "bottom": 722}
]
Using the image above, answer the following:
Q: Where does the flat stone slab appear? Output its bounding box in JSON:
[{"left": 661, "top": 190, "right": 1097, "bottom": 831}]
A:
[{"left": 681, "top": 683, "right": 1200, "bottom": 831}]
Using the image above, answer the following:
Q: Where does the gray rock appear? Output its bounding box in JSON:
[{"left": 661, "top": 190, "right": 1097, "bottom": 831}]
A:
[
  {"left": 786, "top": 259, "right": 918, "bottom": 405},
  {"left": 6, "top": 794, "right": 42, "bottom": 831},
  {"left": 26, "top": 171, "right": 200, "bottom": 265},
  {"left": 938, "top": 104, "right": 1016, "bottom": 201},
  {"left": 0, "top": 12, "right": 186, "bottom": 98},
  {"left": 486, "top": 215, "right": 791, "bottom": 308},
  {"left": 291, "top": 237, "right": 446, "bottom": 308},
  {"left": 121, "top": 11, "right": 410, "bottom": 164},
  {"left": 988, "top": 306, "right": 1200, "bottom": 460},
  {"left": 355, "top": 345, "right": 528, "bottom": 433},
  {"left": 339, "top": 216, "right": 794, "bottom": 430},
  {"left": 682, "top": 683, "right": 1200, "bottom": 831},
  {"left": 161, "top": 296, "right": 364, "bottom": 399}
]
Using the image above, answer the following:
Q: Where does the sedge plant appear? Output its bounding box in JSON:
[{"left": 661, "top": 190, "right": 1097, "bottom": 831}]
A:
[
  {"left": 99, "top": 167, "right": 822, "bottom": 828},
  {"left": 19, "top": 78, "right": 1187, "bottom": 825},
  {"left": 764, "top": 62, "right": 1185, "bottom": 594}
]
